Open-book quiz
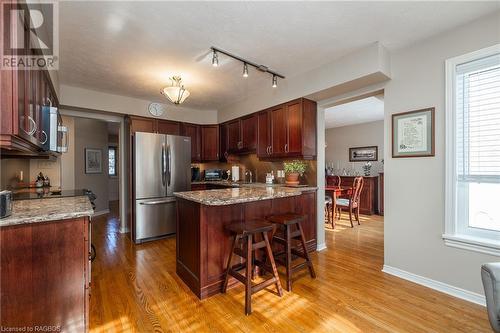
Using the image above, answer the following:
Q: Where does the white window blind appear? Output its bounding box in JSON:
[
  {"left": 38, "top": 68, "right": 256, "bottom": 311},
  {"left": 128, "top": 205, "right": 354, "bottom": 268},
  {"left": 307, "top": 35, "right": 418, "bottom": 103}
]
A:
[
  {"left": 456, "top": 53, "right": 500, "bottom": 183},
  {"left": 444, "top": 45, "right": 500, "bottom": 255}
]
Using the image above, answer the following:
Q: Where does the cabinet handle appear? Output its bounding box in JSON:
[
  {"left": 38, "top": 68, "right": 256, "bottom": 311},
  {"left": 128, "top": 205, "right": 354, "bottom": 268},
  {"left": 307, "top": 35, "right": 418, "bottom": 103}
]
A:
[
  {"left": 21, "top": 116, "right": 37, "bottom": 136},
  {"left": 40, "top": 130, "right": 48, "bottom": 144},
  {"left": 285, "top": 144, "right": 288, "bottom": 153}
]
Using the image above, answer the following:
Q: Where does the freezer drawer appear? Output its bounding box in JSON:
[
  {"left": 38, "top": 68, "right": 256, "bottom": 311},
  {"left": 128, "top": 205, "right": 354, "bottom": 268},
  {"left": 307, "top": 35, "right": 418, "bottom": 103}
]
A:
[{"left": 134, "top": 197, "right": 176, "bottom": 243}]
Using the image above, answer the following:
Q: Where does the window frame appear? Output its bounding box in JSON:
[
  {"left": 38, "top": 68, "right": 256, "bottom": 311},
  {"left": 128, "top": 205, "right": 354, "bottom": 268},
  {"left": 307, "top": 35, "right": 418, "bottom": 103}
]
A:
[
  {"left": 108, "top": 145, "right": 118, "bottom": 177},
  {"left": 443, "top": 44, "right": 500, "bottom": 256}
]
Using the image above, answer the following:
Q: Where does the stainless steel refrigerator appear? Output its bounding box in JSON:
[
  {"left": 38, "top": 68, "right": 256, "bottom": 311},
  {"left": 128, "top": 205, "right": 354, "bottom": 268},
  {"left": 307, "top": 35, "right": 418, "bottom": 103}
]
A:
[{"left": 133, "top": 132, "right": 191, "bottom": 243}]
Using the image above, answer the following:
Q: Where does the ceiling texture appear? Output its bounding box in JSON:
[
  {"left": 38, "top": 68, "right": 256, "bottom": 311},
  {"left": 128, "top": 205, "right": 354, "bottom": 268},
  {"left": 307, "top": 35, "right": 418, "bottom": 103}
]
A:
[{"left": 59, "top": 1, "right": 497, "bottom": 111}]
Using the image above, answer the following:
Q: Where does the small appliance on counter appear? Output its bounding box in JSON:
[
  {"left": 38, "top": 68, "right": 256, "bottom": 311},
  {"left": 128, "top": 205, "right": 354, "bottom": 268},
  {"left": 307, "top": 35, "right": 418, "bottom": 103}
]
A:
[
  {"left": 0, "top": 190, "right": 13, "bottom": 218},
  {"left": 191, "top": 166, "right": 201, "bottom": 182},
  {"left": 231, "top": 165, "right": 240, "bottom": 182},
  {"left": 204, "top": 169, "right": 224, "bottom": 181}
]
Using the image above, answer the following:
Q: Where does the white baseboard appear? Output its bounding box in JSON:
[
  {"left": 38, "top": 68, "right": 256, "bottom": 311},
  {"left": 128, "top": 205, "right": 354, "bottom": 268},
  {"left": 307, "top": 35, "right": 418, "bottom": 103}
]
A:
[
  {"left": 382, "top": 265, "right": 485, "bottom": 306},
  {"left": 93, "top": 209, "right": 110, "bottom": 217},
  {"left": 316, "top": 243, "right": 327, "bottom": 251}
]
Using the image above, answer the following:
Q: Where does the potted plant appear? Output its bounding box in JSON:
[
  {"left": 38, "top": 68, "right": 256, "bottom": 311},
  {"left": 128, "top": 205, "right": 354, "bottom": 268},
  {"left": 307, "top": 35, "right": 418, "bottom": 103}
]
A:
[{"left": 283, "top": 160, "right": 307, "bottom": 185}]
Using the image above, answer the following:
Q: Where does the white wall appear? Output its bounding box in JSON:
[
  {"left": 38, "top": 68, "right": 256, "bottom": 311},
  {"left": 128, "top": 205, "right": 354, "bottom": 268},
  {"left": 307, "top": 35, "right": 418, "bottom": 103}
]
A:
[
  {"left": 60, "top": 85, "right": 218, "bottom": 124},
  {"left": 325, "top": 120, "right": 384, "bottom": 175},
  {"left": 384, "top": 12, "right": 500, "bottom": 296},
  {"left": 73, "top": 117, "right": 109, "bottom": 213}
]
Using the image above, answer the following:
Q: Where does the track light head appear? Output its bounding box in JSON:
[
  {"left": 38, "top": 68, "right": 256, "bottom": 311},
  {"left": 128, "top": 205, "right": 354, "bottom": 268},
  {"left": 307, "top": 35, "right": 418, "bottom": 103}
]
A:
[
  {"left": 243, "top": 63, "right": 249, "bottom": 78},
  {"left": 212, "top": 50, "right": 219, "bottom": 67},
  {"left": 272, "top": 75, "right": 277, "bottom": 88}
]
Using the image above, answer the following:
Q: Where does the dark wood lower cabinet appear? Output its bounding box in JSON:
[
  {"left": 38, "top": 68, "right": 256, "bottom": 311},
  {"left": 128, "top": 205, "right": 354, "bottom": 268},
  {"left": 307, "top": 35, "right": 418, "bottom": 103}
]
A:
[
  {"left": 340, "top": 176, "right": 379, "bottom": 215},
  {"left": 176, "top": 190, "right": 317, "bottom": 299},
  {"left": 0, "top": 217, "right": 90, "bottom": 331}
]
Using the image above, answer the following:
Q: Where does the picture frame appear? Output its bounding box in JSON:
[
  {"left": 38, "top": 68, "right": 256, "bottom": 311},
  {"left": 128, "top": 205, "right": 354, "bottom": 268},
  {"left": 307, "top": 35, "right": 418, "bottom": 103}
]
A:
[
  {"left": 85, "top": 148, "right": 102, "bottom": 174},
  {"left": 392, "top": 107, "right": 435, "bottom": 158},
  {"left": 349, "top": 146, "right": 378, "bottom": 162}
]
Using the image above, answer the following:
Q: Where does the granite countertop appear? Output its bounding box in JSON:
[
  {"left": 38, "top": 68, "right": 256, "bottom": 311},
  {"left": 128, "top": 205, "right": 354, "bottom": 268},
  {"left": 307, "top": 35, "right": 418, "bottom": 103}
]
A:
[
  {"left": 174, "top": 186, "right": 305, "bottom": 206},
  {"left": 0, "top": 196, "right": 94, "bottom": 227},
  {"left": 191, "top": 180, "right": 317, "bottom": 192}
]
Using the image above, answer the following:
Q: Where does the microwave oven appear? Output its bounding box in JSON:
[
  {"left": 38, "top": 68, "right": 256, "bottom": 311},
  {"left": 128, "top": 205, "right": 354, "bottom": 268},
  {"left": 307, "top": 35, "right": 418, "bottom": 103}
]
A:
[{"left": 41, "top": 106, "right": 68, "bottom": 153}]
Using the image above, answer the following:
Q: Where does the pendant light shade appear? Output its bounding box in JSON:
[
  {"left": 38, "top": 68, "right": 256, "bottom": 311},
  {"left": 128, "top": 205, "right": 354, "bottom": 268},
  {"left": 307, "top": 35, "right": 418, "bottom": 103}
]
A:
[
  {"left": 161, "top": 76, "right": 190, "bottom": 105},
  {"left": 243, "top": 63, "right": 249, "bottom": 77},
  {"left": 272, "top": 75, "right": 277, "bottom": 88}
]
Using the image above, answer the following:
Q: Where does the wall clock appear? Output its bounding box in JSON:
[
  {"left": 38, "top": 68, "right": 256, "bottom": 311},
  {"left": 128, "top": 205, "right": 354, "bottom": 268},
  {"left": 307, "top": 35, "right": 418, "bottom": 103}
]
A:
[{"left": 148, "top": 102, "right": 164, "bottom": 117}]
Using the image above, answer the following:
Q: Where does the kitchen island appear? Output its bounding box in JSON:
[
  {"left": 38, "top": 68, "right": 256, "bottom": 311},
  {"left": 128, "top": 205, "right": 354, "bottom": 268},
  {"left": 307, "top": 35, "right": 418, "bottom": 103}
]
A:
[{"left": 174, "top": 186, "right": 317, "bottom": 299}]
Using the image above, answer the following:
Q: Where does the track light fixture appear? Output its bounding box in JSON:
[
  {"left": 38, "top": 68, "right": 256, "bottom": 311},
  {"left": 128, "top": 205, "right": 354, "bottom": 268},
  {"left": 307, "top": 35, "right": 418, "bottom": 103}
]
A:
[
  {"left": 243, "top": 63, "right": 249, "bottom": 78},
  {"left": 210, "top": 46, "right": 284, "bottom": 87},
  {"left": 212, "top": 50, "right": 219, "bottom": 67}
]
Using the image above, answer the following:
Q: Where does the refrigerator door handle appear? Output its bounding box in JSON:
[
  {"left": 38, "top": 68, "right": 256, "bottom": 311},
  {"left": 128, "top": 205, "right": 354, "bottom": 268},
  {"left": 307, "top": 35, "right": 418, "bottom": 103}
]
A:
[
  {"left": 161, "top": 143, "right": 166, "bottom": 186},
  {"left": 167, "top": 145, "right": 172, "bottom": 186},
  {"left": 139, "top": 198, "right": 176, "bottom": 205}
]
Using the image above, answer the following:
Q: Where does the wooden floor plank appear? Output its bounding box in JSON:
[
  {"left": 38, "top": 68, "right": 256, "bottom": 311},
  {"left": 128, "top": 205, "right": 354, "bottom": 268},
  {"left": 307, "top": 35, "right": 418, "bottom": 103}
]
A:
[{"left": 89, "top": 202, "right": 490, "bottom": 332}]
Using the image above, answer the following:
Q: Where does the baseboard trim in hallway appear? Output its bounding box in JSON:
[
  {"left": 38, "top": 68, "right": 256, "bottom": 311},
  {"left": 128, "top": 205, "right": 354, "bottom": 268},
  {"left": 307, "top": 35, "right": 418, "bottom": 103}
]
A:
[{"left": 382, "top": 265, "right": 486, "bottom": 306}]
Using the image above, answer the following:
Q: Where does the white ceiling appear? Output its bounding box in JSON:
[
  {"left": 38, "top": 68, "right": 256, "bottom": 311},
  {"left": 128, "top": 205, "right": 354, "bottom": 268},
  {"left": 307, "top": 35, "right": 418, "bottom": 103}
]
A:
[
  {"left": 325, "top": 96, "right": 384, "bottom": 129},
  {"left": 59, "top": 2, "right": 498, "bottom": 110}
]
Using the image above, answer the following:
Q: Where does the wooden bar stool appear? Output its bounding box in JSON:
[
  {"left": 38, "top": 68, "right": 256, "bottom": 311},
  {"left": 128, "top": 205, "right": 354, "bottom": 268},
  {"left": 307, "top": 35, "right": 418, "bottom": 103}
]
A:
[
  {"left": 222, "top": 220, "right": 283, "bottom": 315},
  {"left": 266, "top": 213, "right": 316, "bottom": 291}
]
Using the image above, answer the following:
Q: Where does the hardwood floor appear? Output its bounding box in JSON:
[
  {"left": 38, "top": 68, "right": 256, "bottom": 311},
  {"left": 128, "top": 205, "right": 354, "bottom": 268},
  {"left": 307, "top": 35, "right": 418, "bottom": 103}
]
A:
[{"left": 90, "top": 202, "right": 490, "bottom": 332}]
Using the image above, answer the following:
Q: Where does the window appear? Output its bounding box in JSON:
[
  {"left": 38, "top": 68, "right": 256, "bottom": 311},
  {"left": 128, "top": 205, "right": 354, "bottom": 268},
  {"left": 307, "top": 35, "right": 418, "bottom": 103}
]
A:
[
  {"left": 444, "top": 44, "right": 500, "bottom": 255},
  {"left": 109, "top": 146, "right": 117, "bottom": 176}
]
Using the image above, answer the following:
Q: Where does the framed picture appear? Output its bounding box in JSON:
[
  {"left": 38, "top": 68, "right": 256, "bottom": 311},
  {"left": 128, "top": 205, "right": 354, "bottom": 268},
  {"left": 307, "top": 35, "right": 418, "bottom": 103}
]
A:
[
  {"left": 85, "top": 148, "right": 102, "bottom": 174},
  {"left": 349, "top": 146, "right": 378, "bottom": 162},
  {"left": 392, "top": 107, "right": 435, "bottom": 158}
]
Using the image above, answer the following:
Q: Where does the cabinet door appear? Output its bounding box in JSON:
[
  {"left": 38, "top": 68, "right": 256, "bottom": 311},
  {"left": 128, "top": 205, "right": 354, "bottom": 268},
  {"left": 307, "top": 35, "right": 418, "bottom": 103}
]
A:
[
  {"left": 270, "top": 105, "right": 287, "bottom": 156},
  {"left": 157, "top": 119, "right": 180, "bottom": 135},
  {"left": 295, "top": 191, "right": 317, "bottom": 251},
  {"left": 226, "top": 119, "right": 241, "bottom": 153},
  {"left": 219, "top": 123, "right": 228, "bottom": 161},
  {"left": 201, "top": 125, "right": 219, "bottom": 161},
  {"left": 129, "top": 117, "right": 156, "bottom": 134},
  {"left": 257, "top": 111, "right": 270, "bottom": 158},
  {"left": 240, "top": 114, "right": 257, "bottom": 152},
  {"left": 181, "top": 123, "right": 201, "bottom": 162},
  {"left": 286, "top": 100, "right": 303, "bottom": 155}
]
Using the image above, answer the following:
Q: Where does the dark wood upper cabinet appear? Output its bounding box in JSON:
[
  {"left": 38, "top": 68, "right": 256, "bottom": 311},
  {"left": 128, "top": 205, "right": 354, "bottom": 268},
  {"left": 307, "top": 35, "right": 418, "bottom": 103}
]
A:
[
  {"left": 181, "top": 123, "right": 201, "bottom": 162},
  {"left": 226, "top": 119, "right": 241, "bottom": 153},
  {"left": 128, "top": 116, "right": 156, "bottom": 134},
  {"left": 285, "top": 100, "right": 302, "bottom": 155},
  {"left": 157, "top": 119, "right": 181, "bottom": 135},
  {"left": 257, "top": 111, "right": 271, "bottom": 158},
  {"left": 201, "top": 125, "right": 219, "bottom": 161},
  {"left": 259, "top": 98, "right": 317, "bottom": 160},
  {"left": 219, "top": 123, "right": 228, "bottom": 161},
  {"left": 270, "top": 104, "right": 287, "bottom": 157},
  {"left": 240, "top": 114, "right": 257, "bottom": 152}
]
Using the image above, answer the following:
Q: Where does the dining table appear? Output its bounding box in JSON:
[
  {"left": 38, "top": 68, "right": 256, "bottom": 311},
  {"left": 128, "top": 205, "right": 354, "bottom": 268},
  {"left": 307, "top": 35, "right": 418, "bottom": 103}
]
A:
[{"left": 325, "top": 186, "right": 352, "bottom": 228}]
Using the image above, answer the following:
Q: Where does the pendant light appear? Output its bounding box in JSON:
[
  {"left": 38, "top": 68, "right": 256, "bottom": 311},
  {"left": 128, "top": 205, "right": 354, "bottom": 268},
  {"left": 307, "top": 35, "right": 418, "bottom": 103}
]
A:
[
  {"left": 212, "top": 50, "right": 219, "bottom": 67},
  {"left": 272, "top": 75, "right": 278, "bottom": 88},
  {"left": 243, "top": 63, "right": 249, "bottom": 77},
  {"left": 161, "top": 76, "right": 190, "bottom": 105}
]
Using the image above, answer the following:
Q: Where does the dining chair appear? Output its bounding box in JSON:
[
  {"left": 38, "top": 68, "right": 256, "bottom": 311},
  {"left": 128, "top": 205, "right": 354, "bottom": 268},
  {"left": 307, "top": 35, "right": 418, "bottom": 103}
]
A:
[
  {"left": 326, "top": 175, "right": 341, "bottom": 187},
  {"left": 325, "top": 195, "right": 333, "bottom": 226},
  {"left": 336, "top": 176, "right": 364, "bottom": 227}
]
